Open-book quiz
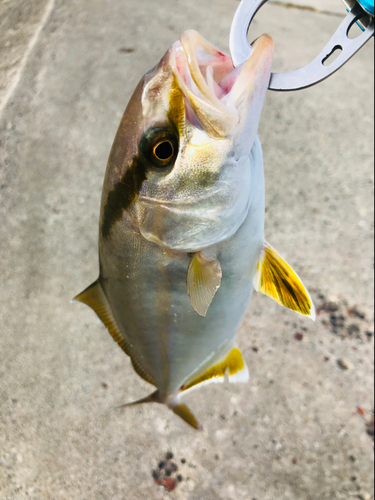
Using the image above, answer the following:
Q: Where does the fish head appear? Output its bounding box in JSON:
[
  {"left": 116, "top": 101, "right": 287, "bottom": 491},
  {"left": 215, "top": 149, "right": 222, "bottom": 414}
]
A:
[{"left": 100, "top": 31, "right": 274, "bottom": 252}]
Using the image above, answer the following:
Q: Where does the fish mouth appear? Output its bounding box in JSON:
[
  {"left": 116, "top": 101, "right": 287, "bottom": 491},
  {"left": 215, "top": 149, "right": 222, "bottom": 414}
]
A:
[{"left": 171, "top": 30, "right": 274, "bottom": 139}]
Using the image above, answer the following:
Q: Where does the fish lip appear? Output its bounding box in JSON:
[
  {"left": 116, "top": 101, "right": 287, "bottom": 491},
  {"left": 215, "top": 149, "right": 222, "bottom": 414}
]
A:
[
  {"left": 176, "top": 30, "right": 235, "bottom": 114},
  {"left": 171, "top": 32, "right": 237, "bottom": 137},
  {"left": 171, "top": 31, "right": 274, "bottom": 138}
]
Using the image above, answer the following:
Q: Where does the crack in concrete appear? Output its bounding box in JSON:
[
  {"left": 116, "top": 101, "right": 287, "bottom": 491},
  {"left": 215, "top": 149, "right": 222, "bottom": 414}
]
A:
[
  {"left": 271, "top": 1, "right": 343, "bottom": 17},
  {"left": 0, "top": 0, "right": 56, "bottom": 120}
]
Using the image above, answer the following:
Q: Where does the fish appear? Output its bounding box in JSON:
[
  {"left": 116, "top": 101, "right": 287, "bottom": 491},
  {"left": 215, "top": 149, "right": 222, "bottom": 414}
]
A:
[{"left": 74, "top": 30, "right": 315, "bottom": 430}]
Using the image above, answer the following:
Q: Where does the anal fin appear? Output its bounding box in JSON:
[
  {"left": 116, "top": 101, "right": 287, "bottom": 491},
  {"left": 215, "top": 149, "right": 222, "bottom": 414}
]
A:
[
  {"left": 254, "top": 241, "right": 315, "bottom": 320},
  {"left": 186, "top": 252, "right": 222, "bottom": 317},
  {"left": 73, "top": 280, "right": 155, "bottom": 386},
  {"left": 182, "top": 346, "right": 249, "bottom": 394}
]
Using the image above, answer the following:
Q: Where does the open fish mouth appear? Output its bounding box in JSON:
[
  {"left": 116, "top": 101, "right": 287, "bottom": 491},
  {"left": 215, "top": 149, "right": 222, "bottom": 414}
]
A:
[
  {"left": 171, "top": 30, "right": 274, "bottom": 139},
  {"left": 135, "top": 31, "right": 273, "bottom": 252}
]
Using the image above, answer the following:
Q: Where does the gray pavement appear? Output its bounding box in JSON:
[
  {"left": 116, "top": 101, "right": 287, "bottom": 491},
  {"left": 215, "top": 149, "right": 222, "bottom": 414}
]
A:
[
  {"left": 0, "top": 0, "right": 53, "bottom": 114},
  {"left": 271, "top": 0, "right": 344, "bottom": 14},
  {"left": 0, "top": 1, "right": 374, "bottom": 499}
]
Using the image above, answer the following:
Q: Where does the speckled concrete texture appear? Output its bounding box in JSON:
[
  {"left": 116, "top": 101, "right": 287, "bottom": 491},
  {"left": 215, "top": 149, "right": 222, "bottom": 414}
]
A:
[
  {"left": 0, "top": 1, "right": 373, "bottom": 499},
  {"left": 0, "top": 0, "right": 53, "bottom": 114}
]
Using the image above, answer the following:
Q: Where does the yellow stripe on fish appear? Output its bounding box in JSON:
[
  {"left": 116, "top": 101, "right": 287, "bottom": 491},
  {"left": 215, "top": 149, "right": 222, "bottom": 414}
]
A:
[{"left": 168, "top": 74, "right": 186, "bottom": 137}]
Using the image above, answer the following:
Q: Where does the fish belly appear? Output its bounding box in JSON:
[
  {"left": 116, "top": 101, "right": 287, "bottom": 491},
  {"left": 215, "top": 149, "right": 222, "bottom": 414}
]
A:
[{"left": 99, "top": 142, "right": 265, "bottom": 399}]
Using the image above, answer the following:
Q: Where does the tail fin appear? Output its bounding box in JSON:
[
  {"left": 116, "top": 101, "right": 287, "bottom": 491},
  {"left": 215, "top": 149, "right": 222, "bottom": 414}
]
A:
[
  {"left": 117, "top": 391, "right": 201, "bottom": 430},
  {"left": 117, "top": 390, "right": 160, "bottom": 408},
  {"left": 171, "top": 402, "right": 201, "bottom": 430}
]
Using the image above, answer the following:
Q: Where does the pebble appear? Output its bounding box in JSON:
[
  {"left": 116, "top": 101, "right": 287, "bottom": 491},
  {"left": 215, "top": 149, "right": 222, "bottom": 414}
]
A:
[
  {"left": 162, "top": 478, "right": 176, "bottom": 492},
  {"left": 337, "top": 358, "right": 355, "bottom": 371},
  {"left": 347, "top": 324, "right": 360, "bottom": 336},
  {"left": 358, "top": 494, "right": 372, "bottom": 500}
]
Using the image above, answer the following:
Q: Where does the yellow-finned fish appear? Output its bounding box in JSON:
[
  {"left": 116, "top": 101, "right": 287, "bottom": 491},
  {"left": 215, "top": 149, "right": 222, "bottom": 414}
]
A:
[{"left": 75, "top": 31, "right": 315, "bottom": 429}]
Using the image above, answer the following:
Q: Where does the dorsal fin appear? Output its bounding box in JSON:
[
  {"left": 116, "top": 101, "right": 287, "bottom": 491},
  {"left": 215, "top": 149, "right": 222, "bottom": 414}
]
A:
[
  {"left": 186, "top": 252, "right": 222, "bottom": 317},
  {"left": 181, "top": 346, "right": 249, "bottom": 394},
  {"left": 254, "top": 241, "right": 315, "bottom": 320},
  {"left": 73, "top": 280, "right": 155, "bottom": 385}
]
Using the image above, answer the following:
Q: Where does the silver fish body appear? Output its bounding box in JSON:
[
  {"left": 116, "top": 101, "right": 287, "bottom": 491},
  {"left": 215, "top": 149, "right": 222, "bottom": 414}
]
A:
[
  {"left": 99, "top": 137, "right": 265, "bottom": 399},
  {"left": 76, "top": 31, "right": 315, "bottom": 428}
]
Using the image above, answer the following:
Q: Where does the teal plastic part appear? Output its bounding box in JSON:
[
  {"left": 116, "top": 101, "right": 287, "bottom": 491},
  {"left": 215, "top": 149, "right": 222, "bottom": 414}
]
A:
[{"left": 357, "top": 0, "right": 374, "bottom": 16}]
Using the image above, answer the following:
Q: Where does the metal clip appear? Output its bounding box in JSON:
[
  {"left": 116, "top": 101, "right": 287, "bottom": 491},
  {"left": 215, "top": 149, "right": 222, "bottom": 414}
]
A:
[{"left": 229, "top": 0, "right": 374, "bottom": 91}]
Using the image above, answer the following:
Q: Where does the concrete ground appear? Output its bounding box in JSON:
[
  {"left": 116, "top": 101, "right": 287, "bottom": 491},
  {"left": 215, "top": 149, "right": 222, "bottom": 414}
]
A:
[{"left": 0, "top": 0, "right": 373, "bottom": 499}]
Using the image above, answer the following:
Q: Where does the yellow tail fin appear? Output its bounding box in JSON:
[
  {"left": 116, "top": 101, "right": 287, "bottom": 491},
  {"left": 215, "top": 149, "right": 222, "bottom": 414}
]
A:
[
  {"left": 171, "top": 402, "right": 200, "bottom": 430},
  {"left": 118, "top": 391, "right": 200, "bottom": 430}
]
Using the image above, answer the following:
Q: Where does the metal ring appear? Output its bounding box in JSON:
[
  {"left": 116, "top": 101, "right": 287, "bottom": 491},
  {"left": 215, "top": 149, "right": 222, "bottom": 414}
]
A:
[{"left": 229, "top": 0, "right": 374, "bottom": 91}]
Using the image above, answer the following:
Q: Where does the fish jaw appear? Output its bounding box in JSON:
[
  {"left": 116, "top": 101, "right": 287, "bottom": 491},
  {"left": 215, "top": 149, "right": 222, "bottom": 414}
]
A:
[
  {"left": 172, "top": 30, "right": 274, "bottom": 152},
  {"left": 172, "top": 30, "right": 238, "bottom": 139},
  {"left": 226, "top": 34, "right": 274, "bottom": 156}
]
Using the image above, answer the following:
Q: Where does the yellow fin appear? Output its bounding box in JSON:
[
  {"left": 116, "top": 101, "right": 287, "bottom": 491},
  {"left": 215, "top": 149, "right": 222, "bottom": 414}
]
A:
[
  {"left": 254, "top": 241, "right": 316, "bottom": 320},
  {"left": 73, "top": 280, "right": 155, "bottom": 385},
  {"left": 186, "top": 252, "right": 222, "bottom": 317},
  {"left": 171, "top": 403, "right": 200, "bottom": 430},
  {"left": 117, "top": 390, "right": 200, "bottom": 430},
  {"left": 182, "top": 347, "right": 249, "bottom": 393}
]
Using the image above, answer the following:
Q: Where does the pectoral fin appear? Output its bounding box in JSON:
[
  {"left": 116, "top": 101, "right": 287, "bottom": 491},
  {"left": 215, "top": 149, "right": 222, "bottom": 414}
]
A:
[
  {"left": 254, "top": 241, "right": 315, "bottom": 320},
  {"left": 73, "top": 280, "right": 156, "bottom": 385},
  {"left": 187, "top": 252, "right": 222, "bottom": 316}
]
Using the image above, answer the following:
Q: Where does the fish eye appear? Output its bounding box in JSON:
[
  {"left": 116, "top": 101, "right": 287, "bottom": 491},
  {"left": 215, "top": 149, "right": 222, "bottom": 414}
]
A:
[
  {"left": 140, "top": 127, "right": 178, "bottom": 170},
  {"left": 153, "top": 140, "right": 174, "bottom": 162}
]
